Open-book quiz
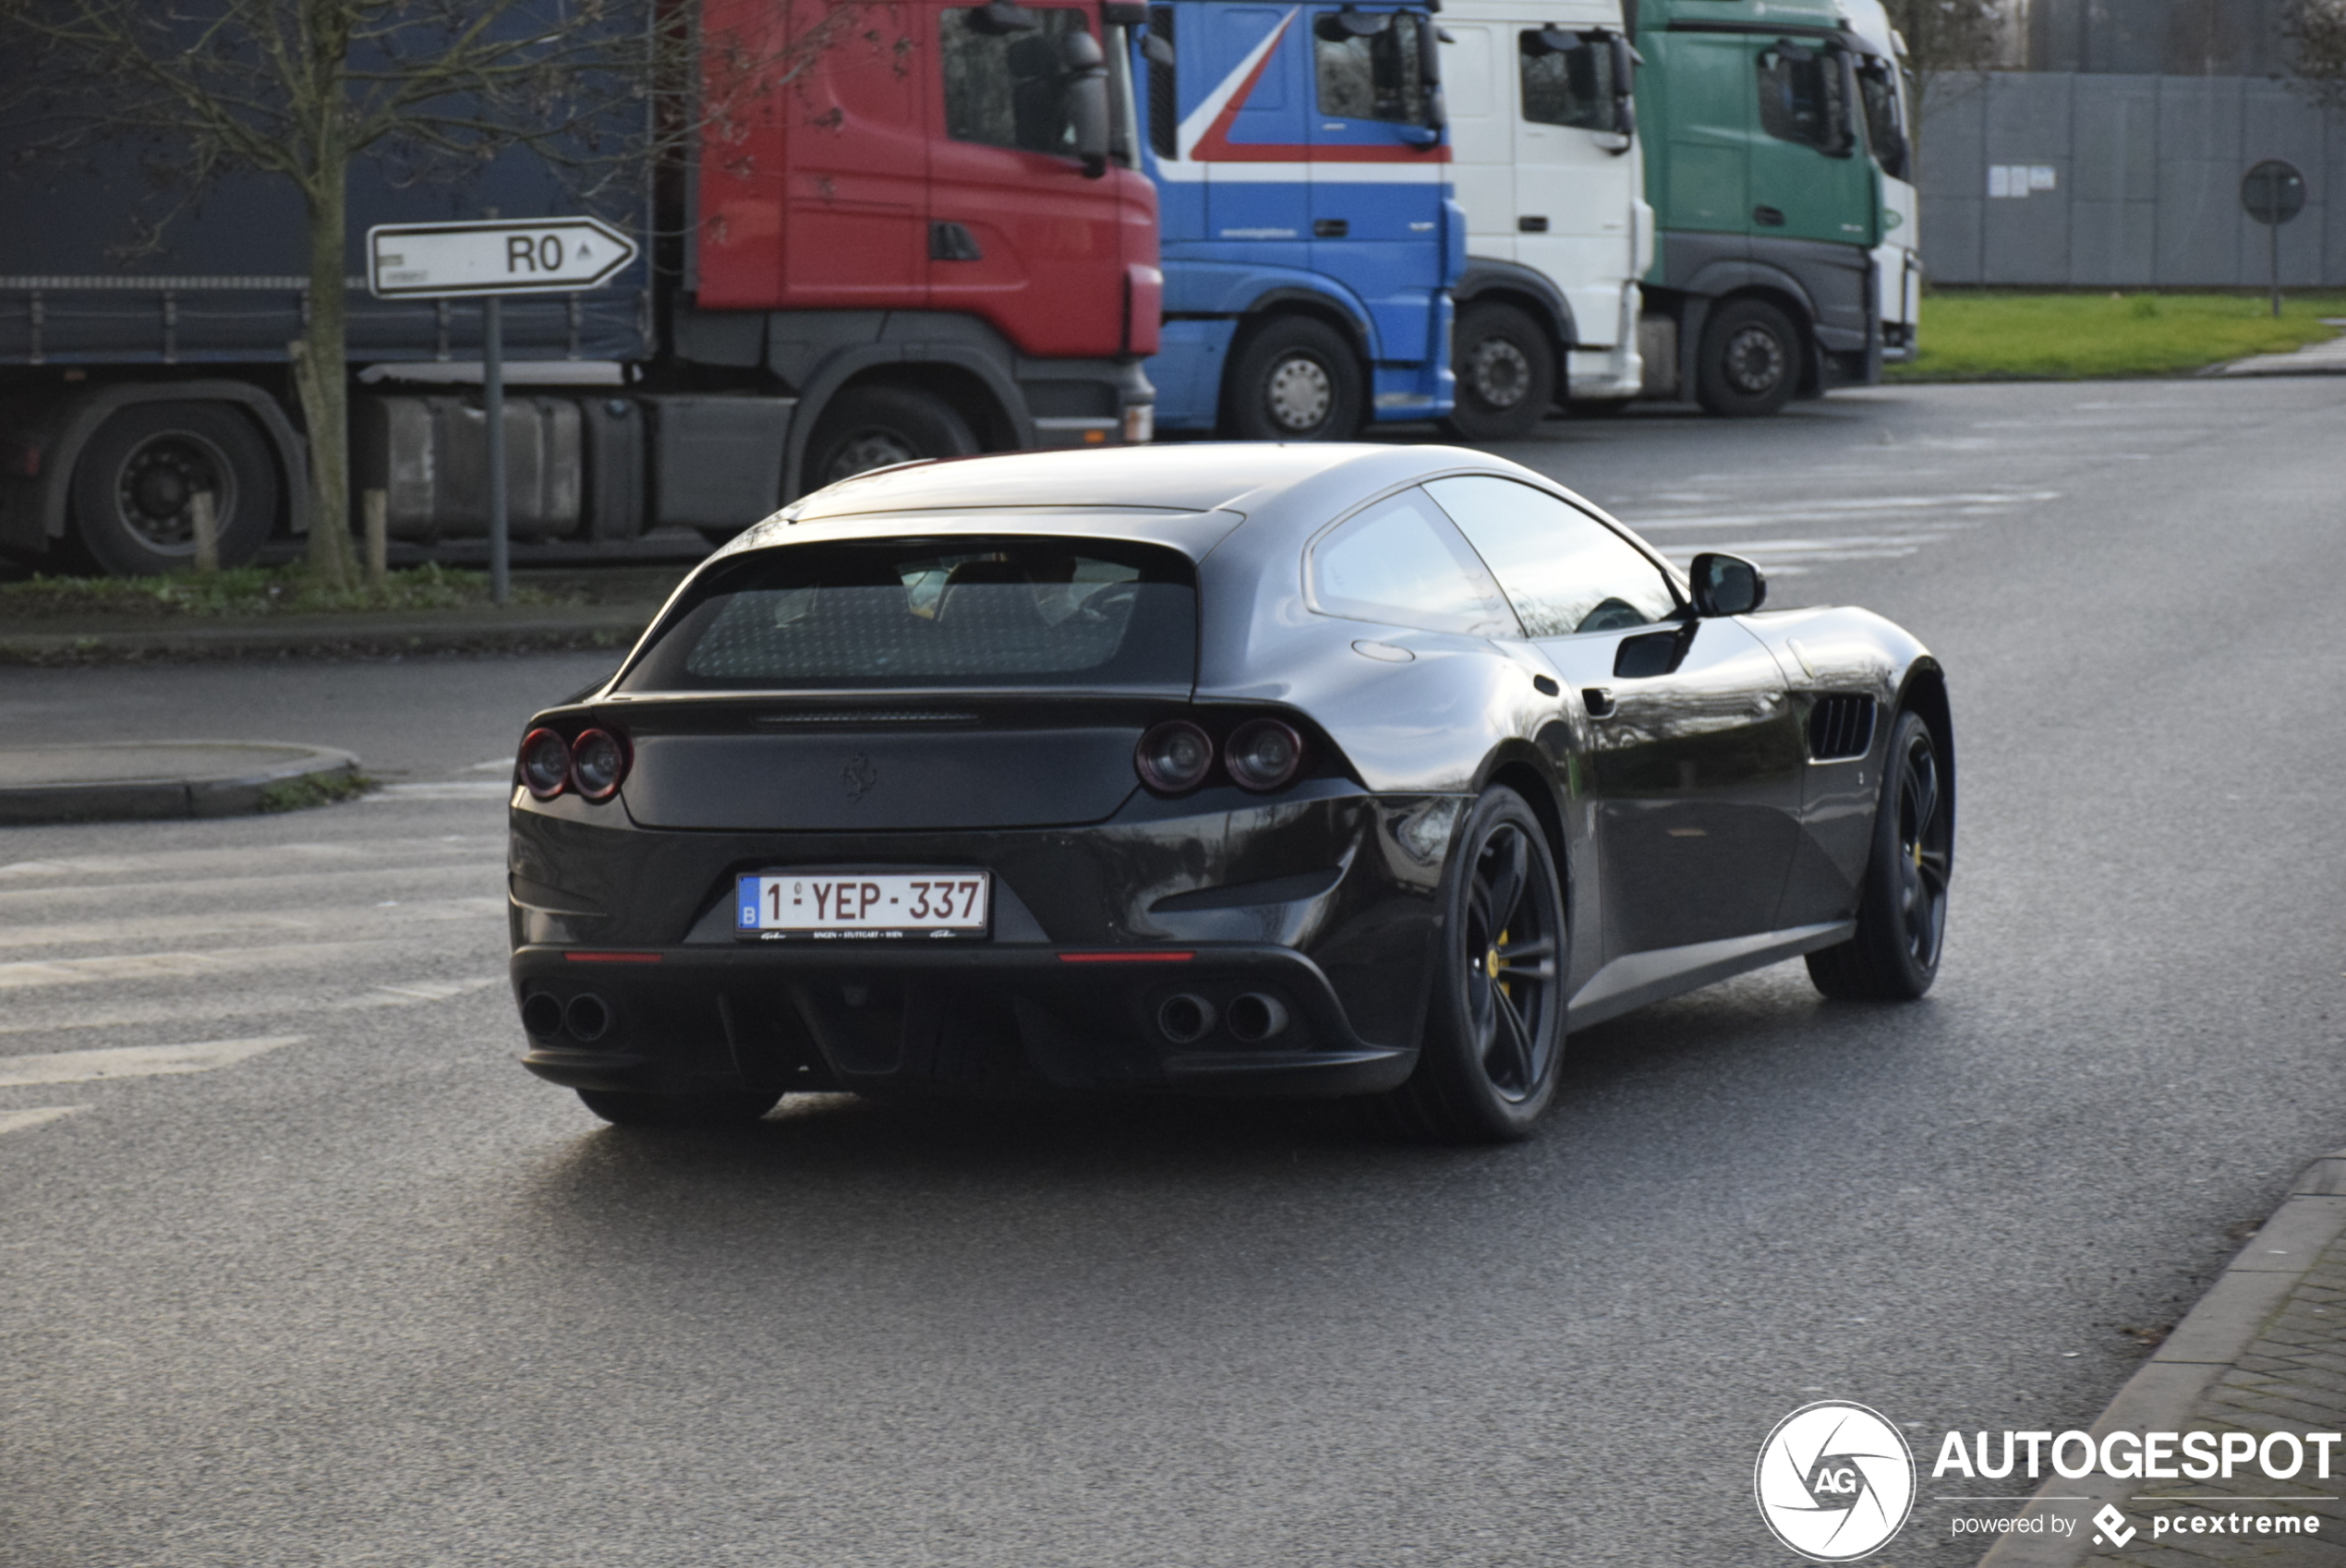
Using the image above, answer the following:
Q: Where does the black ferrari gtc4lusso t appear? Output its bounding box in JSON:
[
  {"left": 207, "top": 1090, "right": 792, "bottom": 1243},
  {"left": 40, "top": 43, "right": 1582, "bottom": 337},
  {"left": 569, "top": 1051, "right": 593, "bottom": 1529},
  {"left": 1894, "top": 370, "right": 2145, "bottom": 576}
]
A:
[{"left": 507, "top": 443, "right": 1952, "bottom": 1142}]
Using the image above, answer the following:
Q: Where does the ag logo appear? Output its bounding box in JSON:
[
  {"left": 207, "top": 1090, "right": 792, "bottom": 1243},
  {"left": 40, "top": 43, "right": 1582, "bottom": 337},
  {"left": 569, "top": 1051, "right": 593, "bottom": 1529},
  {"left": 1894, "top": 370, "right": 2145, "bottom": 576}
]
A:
[{"left": 1754, "top": 1401, "right": 1916, "bottom": 1562}]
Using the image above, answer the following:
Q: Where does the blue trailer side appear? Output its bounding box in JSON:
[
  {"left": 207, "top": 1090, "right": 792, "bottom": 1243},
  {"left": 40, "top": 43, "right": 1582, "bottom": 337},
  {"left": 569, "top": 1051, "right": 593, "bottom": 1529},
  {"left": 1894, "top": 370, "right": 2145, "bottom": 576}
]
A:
[{"left": 1136, "top": 2, "right": 1459, "bottom": 439}]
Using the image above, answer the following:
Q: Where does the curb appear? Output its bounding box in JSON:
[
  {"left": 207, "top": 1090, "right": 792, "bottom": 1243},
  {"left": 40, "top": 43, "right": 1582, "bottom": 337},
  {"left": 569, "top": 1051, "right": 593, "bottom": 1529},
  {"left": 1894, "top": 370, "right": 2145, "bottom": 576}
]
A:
[
  {"left": 0, "top": 607, "right": 653, "bottom": 664},
  {"left": 1977, "top": 1148, "right": 2346, "bottom": 1567},
  {"left": 0, "top": 742, "right": 365, "bottom": 826}
]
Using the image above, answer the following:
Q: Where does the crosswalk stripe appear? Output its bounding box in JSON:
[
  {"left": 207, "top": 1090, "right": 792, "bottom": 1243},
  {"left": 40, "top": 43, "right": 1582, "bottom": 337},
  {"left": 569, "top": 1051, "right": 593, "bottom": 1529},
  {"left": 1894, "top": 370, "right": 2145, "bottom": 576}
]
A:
[
  {"left": 0, "top": 862, "right": 496, "bottom": 913},
  {"left": 0, "top": 835, "right": 496, "bottom": 884},
  {"left": 0, "top": 897, "right": 504, "bottom": 951},
  {"left": 0, "top": 944, "right": 380, "bottom": 992},
  {"left": 0, "top": 1035, "right": 306, "bottom": 1087},
  {"left": 369, "top": 782, "right": 515, "bottom": 801},
  {"left": 0, "top": 1105, "right": 91, "bottom": 1137},
  {"left": 0, "top": 976, "right": 503, "bottom": 1039}
]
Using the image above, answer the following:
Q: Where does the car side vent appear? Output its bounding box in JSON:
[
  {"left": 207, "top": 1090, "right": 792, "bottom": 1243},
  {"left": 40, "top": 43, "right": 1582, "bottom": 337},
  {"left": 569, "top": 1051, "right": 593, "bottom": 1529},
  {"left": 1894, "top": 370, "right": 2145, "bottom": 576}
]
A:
[{"left": 1807, "top": 694, "right": 1877, "bottom": 761}]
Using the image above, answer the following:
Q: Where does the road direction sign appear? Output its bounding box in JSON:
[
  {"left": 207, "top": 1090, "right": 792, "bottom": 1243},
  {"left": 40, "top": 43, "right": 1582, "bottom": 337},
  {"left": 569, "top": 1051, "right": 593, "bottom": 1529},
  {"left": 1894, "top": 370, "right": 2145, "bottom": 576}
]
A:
[
  {"left": 2242, "top": 160, "right": 2307, "bottom": 227},
  {"left": 365, "top": 216, "right": 639, "bottom": 300}
]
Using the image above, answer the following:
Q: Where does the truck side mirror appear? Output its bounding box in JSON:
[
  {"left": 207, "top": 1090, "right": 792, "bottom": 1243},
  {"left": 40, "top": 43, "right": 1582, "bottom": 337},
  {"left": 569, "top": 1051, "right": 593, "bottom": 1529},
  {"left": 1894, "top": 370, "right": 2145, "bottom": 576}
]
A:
[
  {"left": 1610, "top": 33, "right": 1639, "bottom": 142},
  {"left": 969, "top": 0, "right": 1039, "bottom": 34},
  {"left": 1689, "top": 552, "right": 1766, "bottom": 617},
  {"left": 1061, "top": 29, "right": 1111, "bottom": 177}
]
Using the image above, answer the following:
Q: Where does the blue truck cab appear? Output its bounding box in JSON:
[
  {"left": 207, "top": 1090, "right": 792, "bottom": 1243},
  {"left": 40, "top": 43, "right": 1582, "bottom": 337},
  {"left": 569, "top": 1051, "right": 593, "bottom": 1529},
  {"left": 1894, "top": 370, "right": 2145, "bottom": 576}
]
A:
[{"left": 1133, "top": 2, "right": 1462, "bottom": 438}]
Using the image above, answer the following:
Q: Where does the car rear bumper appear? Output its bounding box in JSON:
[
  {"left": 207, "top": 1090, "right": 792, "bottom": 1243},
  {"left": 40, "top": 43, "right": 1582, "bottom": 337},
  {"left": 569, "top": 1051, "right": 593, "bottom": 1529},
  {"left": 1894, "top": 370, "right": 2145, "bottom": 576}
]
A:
[{"left": 511, "top": 940, "right": 1418, "bottom": 1101}]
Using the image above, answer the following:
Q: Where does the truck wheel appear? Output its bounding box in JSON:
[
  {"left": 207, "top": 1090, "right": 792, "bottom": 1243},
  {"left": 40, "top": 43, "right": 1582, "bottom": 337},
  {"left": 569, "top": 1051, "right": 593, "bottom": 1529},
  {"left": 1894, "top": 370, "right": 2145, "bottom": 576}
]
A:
[
  {"left": 1224, "top": 316, "right": 1363, "bottom": 441},
  {"left": 804, "top": 386, "right": 979, "bottom": 491},
  {"left": 1444, "top": 302, "right": 1554, "bottom": 441},
  {"left": 1695, "top": 298, "right": 1802, "bottom": 417},
  {"left": 68, "top": 402, "right": 280, "bottom": 575}
]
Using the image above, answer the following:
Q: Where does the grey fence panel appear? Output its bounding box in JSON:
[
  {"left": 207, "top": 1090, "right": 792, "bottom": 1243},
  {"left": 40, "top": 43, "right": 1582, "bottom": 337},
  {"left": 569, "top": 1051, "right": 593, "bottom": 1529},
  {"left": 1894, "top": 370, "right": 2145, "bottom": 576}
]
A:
[{"left": 1918, "top": 71, "right": 2346, "bottom": 286}]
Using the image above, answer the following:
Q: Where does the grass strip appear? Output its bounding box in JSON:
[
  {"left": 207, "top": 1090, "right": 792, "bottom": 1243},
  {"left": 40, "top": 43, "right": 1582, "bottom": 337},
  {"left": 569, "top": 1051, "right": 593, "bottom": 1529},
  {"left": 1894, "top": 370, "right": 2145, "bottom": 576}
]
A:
[
  {"left": 259, "top": 770, "right": 376, "bottom": 814},
  {"left": 1891, "top": 291, "right": 2346, "bottom": 381},
  {"left": 0, "top": 561, "right": 585, "bottom": 621}
]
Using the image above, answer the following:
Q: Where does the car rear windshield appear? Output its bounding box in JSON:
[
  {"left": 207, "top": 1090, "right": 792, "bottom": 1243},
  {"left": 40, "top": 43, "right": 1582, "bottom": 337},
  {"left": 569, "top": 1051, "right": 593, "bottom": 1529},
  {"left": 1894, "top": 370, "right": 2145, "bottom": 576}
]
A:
[{"left": 619, "top": 537, "right": 1197, "bottom": 691}]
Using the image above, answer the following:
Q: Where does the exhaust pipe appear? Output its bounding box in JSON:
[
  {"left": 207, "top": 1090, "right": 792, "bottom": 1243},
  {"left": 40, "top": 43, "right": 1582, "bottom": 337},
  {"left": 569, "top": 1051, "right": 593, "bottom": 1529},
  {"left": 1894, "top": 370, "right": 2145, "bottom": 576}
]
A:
[
  {"left": 1156, "top": 993, "right": 1215, "bottom": 1045},
  {"left": 564, "top": 993, "right": 613, "bottom": 1043},
  {"left": 1227, "top": 993, "right": 1289, "bottom": 1044},
  {"left": 520, "top": 993, "right": 565, "bottom": 1039}
]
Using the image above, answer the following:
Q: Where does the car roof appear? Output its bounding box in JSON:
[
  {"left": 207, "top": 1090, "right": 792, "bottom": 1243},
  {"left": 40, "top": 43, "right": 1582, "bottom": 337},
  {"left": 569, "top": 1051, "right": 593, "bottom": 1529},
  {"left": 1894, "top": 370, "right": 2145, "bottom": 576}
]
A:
[{"left": 784, "top": 443, "right": 1416, "bottom": 522}]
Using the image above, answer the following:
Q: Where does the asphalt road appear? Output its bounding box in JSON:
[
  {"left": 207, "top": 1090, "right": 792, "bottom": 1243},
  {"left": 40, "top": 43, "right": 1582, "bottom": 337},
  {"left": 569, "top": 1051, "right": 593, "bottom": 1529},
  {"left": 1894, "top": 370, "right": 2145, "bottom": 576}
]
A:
[{"left": 6, "top": 378, "right": 2345, "bottom": 1567}]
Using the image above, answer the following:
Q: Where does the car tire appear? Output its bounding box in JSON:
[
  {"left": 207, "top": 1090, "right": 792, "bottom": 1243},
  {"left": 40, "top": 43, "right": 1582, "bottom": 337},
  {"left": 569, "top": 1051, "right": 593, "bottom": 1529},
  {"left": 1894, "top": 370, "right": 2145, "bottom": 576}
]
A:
[
  {"left": 575, "top": 1088, "right": 784, "bottom": 1128},
  {"left": 803, "top": 385, "right": 980, "bottom": 491},
  {"left": 1695, "top": 298, "right": 1802, "bottom": 418},
  {"left": 1224, "top": 316, "right": 1364, "bottom": 441},
  {"left": 1383, "top": 786, "right": 1568, "bottom": 1143},
  {"left": 1443, "top": 302, "right": 1554, "bottom": 441},
  {"left": 67, "top": 402, "right": 280, "bottom": 576},
  {"left": 1806, "top": 709, "right": 1952, "bottom": 1000}
]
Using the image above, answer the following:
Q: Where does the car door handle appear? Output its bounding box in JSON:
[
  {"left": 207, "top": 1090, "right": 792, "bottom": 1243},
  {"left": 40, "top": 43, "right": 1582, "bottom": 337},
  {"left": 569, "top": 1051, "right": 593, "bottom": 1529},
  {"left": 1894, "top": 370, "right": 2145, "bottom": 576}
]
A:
[
  {"left": 1753, "top": 205, "right": 1786, "bottom": 227},
  {"left": 1312, "top": 218, "right": 1348, "bottom": 238},
  {"left": 1518, "top": 215, "right": 1549, "bottom": 233},
  {"left": 1583, "top": 687, "right": 1617, "bottom": 719}
]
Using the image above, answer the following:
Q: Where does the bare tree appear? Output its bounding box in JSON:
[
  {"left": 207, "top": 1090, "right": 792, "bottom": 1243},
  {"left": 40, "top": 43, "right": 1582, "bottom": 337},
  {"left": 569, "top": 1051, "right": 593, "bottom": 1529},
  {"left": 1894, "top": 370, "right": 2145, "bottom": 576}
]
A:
[
  {"left": 1880, "top": 0, "right": 2006, "bottom": 132},
  {"left": 2287, "top": 0, "right": 2346, "bottom": 112},
  {"left": 0, "top": 0, "right": 863, "bottom": 585}
]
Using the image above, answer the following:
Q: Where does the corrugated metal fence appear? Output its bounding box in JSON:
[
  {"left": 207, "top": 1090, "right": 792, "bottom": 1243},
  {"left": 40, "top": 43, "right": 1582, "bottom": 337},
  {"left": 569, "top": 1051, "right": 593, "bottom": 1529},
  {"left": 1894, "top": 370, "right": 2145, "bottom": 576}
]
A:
[{"left": 1918, "top": 72, "right": 2346, "bottom": 286}]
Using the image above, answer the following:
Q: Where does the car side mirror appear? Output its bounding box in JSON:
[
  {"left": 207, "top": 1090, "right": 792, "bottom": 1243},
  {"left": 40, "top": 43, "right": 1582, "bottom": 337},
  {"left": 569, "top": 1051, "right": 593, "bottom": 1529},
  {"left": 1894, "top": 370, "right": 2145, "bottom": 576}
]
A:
[
  {"left": 1061, "top": 30, "right": 1111, "bottom": 177},
  {"left": 1690, "top": 552, "right": 1765, "bottom": 616}
]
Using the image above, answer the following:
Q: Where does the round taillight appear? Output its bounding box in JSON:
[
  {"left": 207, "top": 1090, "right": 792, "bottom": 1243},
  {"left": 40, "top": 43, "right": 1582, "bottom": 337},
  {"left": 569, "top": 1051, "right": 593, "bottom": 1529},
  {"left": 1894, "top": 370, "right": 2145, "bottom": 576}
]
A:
[
  {"left": 1225, "top": 718, "right": 1304, "bottom": 792},
  {"left": 571, "top": 728, "right": 628, "bottom": 802},
  {"left": 1135, "top": 719, "right": 1215, "bottom": 793},
  {"left": 518, "top": 728, "right": 571, "bottom": 800}
]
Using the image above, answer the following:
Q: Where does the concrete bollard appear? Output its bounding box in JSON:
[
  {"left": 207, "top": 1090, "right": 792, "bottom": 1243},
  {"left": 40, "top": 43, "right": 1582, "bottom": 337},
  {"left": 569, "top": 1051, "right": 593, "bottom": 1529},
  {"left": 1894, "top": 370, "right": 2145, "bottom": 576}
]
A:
[
  {"left": 363, "top": 488, "right": 388, "bottom": 591},
  {"left": 190, "top": 490, "right": 219, "bottom": 574}
]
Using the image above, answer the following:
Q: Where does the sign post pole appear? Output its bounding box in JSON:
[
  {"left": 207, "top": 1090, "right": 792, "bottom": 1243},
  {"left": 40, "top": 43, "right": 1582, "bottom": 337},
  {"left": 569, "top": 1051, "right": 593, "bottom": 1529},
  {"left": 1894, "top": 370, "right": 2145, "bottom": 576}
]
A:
[
  {"left": 364, "top": 214, "right": 641, "bottom": 603},
  {"left": 2240, "top": 160, "right": 2308, "bottom": 323},
  {"left": 484, "top": 294, "right": 508, "bottom": 606}
]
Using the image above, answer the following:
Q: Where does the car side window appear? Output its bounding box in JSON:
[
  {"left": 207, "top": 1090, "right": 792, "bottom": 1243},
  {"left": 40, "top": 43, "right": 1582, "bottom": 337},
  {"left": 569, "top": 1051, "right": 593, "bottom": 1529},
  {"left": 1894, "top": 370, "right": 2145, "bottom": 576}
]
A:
[
  {"left": 1518, "top": 29, "right": 1616, "bottom": 132},
  {"left": 1422, "top": 475, "right": 1679, "bottom": 637},
  {"left": 1308, "top": 488, "right": 1519, "bottom": 637}
]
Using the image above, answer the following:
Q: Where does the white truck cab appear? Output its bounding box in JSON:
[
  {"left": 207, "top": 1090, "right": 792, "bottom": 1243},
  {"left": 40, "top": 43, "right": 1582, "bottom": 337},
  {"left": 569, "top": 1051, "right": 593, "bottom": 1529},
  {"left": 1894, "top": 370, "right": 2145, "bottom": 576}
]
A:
[
  {"left": 1439, "top": 0, "right": 1651, "bottom": 437},
  {"left": 1840, "top": 0, "right": 1921, "bottom": 363}
]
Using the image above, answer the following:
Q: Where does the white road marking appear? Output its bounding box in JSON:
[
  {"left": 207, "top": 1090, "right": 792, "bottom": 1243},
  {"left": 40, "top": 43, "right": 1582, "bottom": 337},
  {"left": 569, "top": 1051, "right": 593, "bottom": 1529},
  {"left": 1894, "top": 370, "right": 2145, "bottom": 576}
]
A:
[
  {"left": 0, "top": 836, "right": 493, "bottom": 884},
  {"left": 369, "top": 781, "right": 514, "bottom": 801},
  {"left": 0, "top": 1105, "right": 91, "bottom": 1137},
  {"left": 0, "top": 1035, "right": 305, "bottom": 1088},
  {"left": 0, "top": 944, "right": 380, "bottom": 992},
  {"left": 0, "top": 976, "right": 503, "bottom": 1039},
  {"left": 0, "top": 861, "right": 494, "bottom": 912},
  {"left": 463, "top": 760, "right": 516, "bottom": 773},
  {"left": 0, "top": 897, "right": 503, "bottom": 951}
]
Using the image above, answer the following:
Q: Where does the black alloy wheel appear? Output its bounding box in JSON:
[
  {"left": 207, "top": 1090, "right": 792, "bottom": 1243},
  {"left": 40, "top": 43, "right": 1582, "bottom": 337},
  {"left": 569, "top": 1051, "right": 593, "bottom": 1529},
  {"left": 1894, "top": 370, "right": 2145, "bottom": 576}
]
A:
[
  {"left": 575, "top": 1088, "right": 784, "bottom": 1128},
  {"left": 1695, "top": 297, "right": 1801, "bottom": 417},
  {"left": 804, "top": 385, "right": 981, "bottom": 491},
  {"left": 1225, "top": 315, "right": 1364, "bottom": 440},
  {"left": 1807, "top": 709, "right": 1953, "bottom": 1000},
  {"left": 1444, "top": 301, "right": 1554, "bottom": 441},
  {"left": 1385, "top": 786, "right": 1567, "bottom": 1143},
  {"left": 68, "top": 402, "right": 280, "bottom": 575}
]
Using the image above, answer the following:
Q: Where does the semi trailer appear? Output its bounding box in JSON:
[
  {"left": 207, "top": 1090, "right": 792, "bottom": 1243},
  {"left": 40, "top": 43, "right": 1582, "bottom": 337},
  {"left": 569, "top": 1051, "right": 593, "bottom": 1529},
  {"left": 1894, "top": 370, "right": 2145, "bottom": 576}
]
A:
[{"left": 0, "top": 0, "right": 1163, "bottom": 575}]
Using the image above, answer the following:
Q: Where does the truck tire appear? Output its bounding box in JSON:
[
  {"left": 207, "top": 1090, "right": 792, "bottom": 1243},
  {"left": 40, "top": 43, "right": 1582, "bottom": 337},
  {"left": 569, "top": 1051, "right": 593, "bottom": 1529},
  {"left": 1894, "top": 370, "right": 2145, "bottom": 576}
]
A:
[
  {"left": 1224, "top": 316, "right": 1363, "bottom": 441},
  {"left": 803, "top": 385, "right": 980, "bottom": 492},
  {"left": 68, "top": 402, "right": 280, "bottom": 576},
  {"left": 1695, "top": 298, "right": 1802, "bottom": 417},
  {"left": 1444, "top": 302, "right": 1554, "bottom": 441}
]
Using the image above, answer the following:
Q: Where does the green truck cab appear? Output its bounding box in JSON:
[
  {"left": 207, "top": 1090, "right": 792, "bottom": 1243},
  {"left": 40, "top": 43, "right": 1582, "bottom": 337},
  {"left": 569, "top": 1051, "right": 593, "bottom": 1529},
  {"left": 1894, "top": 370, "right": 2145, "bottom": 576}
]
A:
[{"left": 1629, "top": 0, "right": 1890, "bottom": 415}]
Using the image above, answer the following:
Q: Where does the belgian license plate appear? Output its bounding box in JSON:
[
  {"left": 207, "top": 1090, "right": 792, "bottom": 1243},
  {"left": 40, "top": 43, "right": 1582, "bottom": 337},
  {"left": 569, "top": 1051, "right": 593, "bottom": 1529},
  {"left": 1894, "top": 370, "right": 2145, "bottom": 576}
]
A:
[{"left": 735, "top": 872, "right": 991, "bottom": 941}]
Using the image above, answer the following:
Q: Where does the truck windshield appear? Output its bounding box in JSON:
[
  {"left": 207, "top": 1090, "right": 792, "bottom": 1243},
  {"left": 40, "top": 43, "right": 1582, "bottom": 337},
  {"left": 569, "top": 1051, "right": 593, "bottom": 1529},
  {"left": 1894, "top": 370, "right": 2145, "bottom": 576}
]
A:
[
  {"left": 620, "top": 537, "right": 1197, "bottom": 691},
  {"left": 943, "top": 6, "right": 1097, "bottom": 157}
]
